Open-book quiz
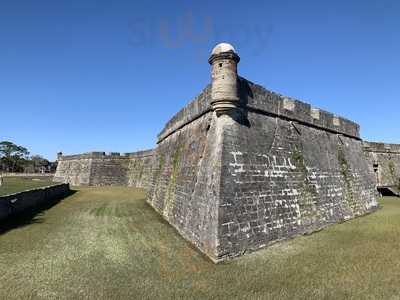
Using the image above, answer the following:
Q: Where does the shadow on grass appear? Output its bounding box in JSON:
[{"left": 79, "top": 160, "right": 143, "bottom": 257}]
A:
[{"left": 0, "top": 189, "right": 77, "bottom": 235}]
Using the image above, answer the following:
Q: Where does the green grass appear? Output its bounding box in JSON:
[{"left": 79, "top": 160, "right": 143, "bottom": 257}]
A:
[
  {"left": 0, "top": 176, "right": 56, "bottom": 196},
  {"left": 0, "top": 187, "right": 399, "bottom": 299}
]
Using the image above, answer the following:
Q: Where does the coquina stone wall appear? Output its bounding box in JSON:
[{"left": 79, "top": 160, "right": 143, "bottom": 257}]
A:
[
  {"left": 53, "top": 154, "right": 93, "bottom": 185},
  {"left": 363, "top": 142, "right": 400, "bottom": 193},
  {"left": 54, "top": 151, "right": 155, "bottom": 188},
  {"left": 0, "top": 184, "right": 70, "bottom": 222},
  {"left": 215, "top": 79, "right": 378, "bottom": 259},
  {"left": 127, "top": 150, "right": 156, "bottom": 189},
  {"left": 148, "top": 85, "right": 222, "bottom": 256},
  {"left": 145, "top": 77, "right": 379, "bottom": 262}
]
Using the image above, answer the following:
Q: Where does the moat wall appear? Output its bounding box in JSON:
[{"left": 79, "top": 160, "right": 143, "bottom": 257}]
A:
[{"left": 0, "top": 184, "right": 70, "bottom": 222}]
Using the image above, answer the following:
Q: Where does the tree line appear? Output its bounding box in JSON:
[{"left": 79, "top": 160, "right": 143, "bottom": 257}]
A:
[{"left": 0, "top": 141, "right": 57, "bottom": 173}]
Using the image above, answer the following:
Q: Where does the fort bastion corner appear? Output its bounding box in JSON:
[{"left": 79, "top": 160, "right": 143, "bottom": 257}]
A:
[{"left": 54, "top": 42, "right": 400, "bottom": 262}]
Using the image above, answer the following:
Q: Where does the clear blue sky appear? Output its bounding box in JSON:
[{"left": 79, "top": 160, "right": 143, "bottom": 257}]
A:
[{"left": 1, "top": 0, "right": 399, "bottom": 160}]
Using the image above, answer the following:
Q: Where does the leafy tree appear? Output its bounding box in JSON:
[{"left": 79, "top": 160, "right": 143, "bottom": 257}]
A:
[
  {"left": 0, "top": 141, "right": 56, "bottom": 174},
  {"left": 0, "top": 141, "right": 30, "bottom": 172},
  {"left": 29, "top": 155, "right": 50, "bottom": 173}
]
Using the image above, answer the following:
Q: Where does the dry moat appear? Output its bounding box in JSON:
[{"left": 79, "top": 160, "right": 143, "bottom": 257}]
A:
[{"left": 0, "top": 184, "right": 399, "bottom": 299}]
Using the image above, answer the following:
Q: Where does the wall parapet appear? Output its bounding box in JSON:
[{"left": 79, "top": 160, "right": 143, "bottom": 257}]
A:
[
  {"left": 157, "top": 85, "right": 212, "bottom": 143},
  {"left": 156, "top": 78, "right": 360, "bottom": 144},
  {"left": 126, "top": 149, "right": 155, "bottom": 158},
  {"left": 0, "top": 173, "right": 53, "bottom": 177},
  {"left": 363, "top": 141, "right": 400, "bottom": 154},
  {"left": 58, "top": 149, "right": 155, "bottom": 161},
  {"left": 243, "top": 79, "right": 360, "bottom": 139}
]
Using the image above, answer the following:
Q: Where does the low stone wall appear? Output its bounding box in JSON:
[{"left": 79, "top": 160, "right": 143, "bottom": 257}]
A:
[
  {"left": 1, "top": 173, "right": 53, "bottom": 177},
  {"left": 0, "top": 184, "right": 70, "bottom": 222}
]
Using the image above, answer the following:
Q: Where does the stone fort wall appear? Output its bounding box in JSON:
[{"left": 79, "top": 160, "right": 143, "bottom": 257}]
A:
[
  {"left": 145, "top": 77, "right": 378, "bottom": 262},
  {"left": 148, "top": 85, "right": 222, "bottom": 258},
  {"left": 363, "top": 142, "right": 400, "bottom": 191},
  {"left": 54, "top": 43, "right": 395, "bottom": 262},
  {"left": 54, "top": 150, "right": 155, "bottom": 188},
  {"left": 54, "top": 76, "right": 383, "bottom": 262}
]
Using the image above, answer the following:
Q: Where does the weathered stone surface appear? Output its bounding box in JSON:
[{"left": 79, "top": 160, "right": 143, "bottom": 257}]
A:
[
  {"left": 0, "top": 184, "right": 70, "bottom": 222},
  {"left": 145, "top": 77, "right": 378, "bottom": 262},
  {"left": 127, "top": 150, "right": 156, "bottom": 189},
  {"left": 157, "top": 85, "right": 211, "bottom": 143},
  {"left": 209, "top": 43, "right": 240, "bottom": 115},
  {"left": 54, "top": 155, "right": 92, "bottom": 186},
  {"left": 54, "top": 151, "right": 154, "bottom": 188},
  {"left": 364, "top": 142, "right": 400, "bottom": 193},
  {"left": 216, "top": 109, "right": 377, "bottom": 260},
  {"left": 148, "top": 112, "right": 223, "bottom": 259},
  {"left": 239, "top": 79, "right": 360, "bottom": 139}
]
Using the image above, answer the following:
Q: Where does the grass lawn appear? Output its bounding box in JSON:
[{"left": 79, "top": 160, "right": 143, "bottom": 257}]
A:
[
  {"left": 0, "top": 187, "right": 399, "bottom": 299},
  {"left": 0, "top": 176, "right": 56, "bottom": 196}
]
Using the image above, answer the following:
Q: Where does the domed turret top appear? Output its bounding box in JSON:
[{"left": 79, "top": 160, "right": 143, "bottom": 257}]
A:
[{"left": 211, "top": 43, "right": 237, "bottom": 55}]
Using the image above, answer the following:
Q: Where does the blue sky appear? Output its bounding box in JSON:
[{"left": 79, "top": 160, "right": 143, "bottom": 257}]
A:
[{"left": 1, "top": 0, "right": 399, "bottom": 160}]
